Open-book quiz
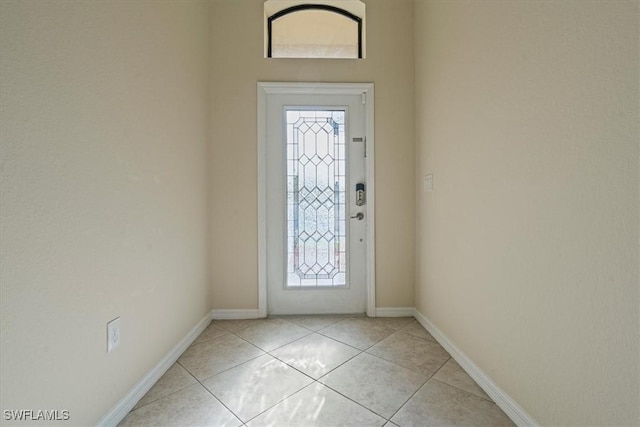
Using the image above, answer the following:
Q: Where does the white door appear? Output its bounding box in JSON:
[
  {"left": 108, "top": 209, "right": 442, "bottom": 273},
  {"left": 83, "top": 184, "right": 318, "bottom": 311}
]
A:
[{"left": 265, "top": 91, "right": 367, "bottom": 315}]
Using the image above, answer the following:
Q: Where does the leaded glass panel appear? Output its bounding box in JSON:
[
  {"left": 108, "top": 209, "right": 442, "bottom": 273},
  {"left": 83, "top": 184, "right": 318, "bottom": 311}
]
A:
[{"left": 286, "top": 109, "right": 347, "bottom": 287}]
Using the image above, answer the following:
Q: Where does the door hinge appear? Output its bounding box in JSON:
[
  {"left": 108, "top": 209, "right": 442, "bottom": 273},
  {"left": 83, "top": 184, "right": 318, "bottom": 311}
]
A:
[
  {"left": 362, "top": 92, "right": 367, "bottom": 105},
  {"left": 364, "top": 137, "right": 367, "bottom": 158}
]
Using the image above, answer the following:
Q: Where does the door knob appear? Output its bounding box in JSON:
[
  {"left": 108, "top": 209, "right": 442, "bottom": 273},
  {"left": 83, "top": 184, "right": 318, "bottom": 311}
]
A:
[{"left": 350, "top": 212, "right": 364, "bottom": 220}]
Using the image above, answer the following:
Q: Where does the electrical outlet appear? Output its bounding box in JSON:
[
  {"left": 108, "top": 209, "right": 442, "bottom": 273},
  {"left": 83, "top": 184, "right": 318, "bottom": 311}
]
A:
[
  {"left": 424, "top": 174, "right": 433, "bottom": 192},
  {"left": 107, "top": 317, "right": 121, "bottom": 353}
]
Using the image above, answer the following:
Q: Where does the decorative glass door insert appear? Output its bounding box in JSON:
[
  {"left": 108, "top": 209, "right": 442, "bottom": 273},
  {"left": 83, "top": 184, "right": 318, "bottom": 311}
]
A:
[{"left": 286, "top": 109, "right": 347, "bottom": 287}]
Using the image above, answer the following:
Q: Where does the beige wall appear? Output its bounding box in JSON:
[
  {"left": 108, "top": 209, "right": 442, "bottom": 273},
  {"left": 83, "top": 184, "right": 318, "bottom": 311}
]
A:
[
  {"left": 210, "top": 0, "right": 415, "bottom": 310},
  {"left": 414, "top": 1, "right": 639, "bottom": 425},
  {"left": 4, "top": 0, "right": 636, "bottom": 424},
  {"left": 0, "top": 1, "right": 211, "bottom": 425}
]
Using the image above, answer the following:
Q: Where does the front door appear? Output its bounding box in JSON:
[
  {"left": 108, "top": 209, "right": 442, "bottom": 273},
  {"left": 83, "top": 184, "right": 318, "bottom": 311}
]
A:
[{"left": 264, "top": 90, "right": 368, "bottom": 315}]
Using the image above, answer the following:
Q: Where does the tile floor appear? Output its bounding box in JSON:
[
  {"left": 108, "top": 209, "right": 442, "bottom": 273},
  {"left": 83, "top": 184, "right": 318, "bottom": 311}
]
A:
[{"left": 118, "top": 316, "right": 515, "bottom": 427}]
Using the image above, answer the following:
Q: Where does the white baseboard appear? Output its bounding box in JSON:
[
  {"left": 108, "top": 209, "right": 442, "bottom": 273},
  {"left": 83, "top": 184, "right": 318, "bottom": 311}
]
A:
[
  {"left": 413, "top": 309, "right": 539, "bottom": 427},
  {"left": 97, "top": 311, "right": 213, "bottom": 427},
  {"left": 98, "top": 306, "right": 535, "bottom": 427},
  {"left": 211, "top": 309, "right": 262, "bottom": 319},
  {"left": 375, "top": 306, "right": 416, "bottom": 317}
]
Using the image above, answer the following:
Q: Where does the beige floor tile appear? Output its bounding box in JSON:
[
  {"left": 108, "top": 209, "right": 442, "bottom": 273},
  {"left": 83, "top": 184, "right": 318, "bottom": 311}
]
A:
[
  {"left": 433, "top": 359, "right": 492, "bottom": 401},
  {"left": 214, "top": 319, "right": 267, "bottom": 333},
  {"left": 391, "top": 379, "right": 515, "bottom": 427},
  {"left": 202, "top": 354, "right": 313, "bottom": 423},
  {"left": 319, "top": 318, "right": 395, "bottom": 350},
  {"left": 247, "top": 382, "right": 386, "bottom": 427},
  {"left": 118, "top": 384, "right": 241, "bottom": 427},
  {"left": 121, "top": 315, "right": 517, "bottom": 427},
  {"left": 400, "top": 320, "right": 437, "bottom": 342},
  {"left": 271, "top": 333, "right": 360, "bottom": 379},
  {"left": 133, "top": 363, "right": 197, "bottom": 410},
  {"left": 236, "top": 318, "right": 311, "bottom": 351},
  {"left": 367, "top": 332, "right": 450, "bottom": 377},
  {"left": 178, "top": 334, "right": 264, "bottom": 381},
  {"left": 191, "top": 322, "right": 228, "bottom": 346},
  {"left": 371, "top": 317, "right": 414, "bottom": 330},
  {"left": 320, "top": 352, "right": 427, "bottom": 419},
  {"left": 279, "top": 315, "right": 345, "bottom": 331}
]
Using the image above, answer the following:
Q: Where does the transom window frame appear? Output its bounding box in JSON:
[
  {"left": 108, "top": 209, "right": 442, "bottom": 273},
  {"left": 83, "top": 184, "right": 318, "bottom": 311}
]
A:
[{"left": 264, "top": 0, "right": 366, "bottom": 59}]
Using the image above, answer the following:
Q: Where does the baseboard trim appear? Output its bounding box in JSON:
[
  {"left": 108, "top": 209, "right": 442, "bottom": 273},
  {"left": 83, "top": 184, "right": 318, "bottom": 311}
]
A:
[
  {"left": 375, "top": 306, "right": 416, "bottom": 317},
  {"left": 211, "top": 309, "right": 262, "bottom": 319},
  {"left": 97, "top": 311, "right": 213, "bottom": 427},
  {"left": 413, "top": 309, "right": 539, "bottom": 427},
  {"left": 98, "top": 306, "right": 536, "bottom": 426}
]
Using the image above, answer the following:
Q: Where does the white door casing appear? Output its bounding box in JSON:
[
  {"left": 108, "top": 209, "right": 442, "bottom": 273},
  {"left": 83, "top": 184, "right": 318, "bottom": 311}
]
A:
[{"left": 257, "top": 82, "right": 375, "bottom": 316}]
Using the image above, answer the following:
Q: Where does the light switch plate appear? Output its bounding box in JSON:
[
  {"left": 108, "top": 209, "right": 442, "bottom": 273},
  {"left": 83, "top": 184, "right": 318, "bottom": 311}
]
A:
[
  {"left": 107, "top": 317, "right": 121, "bottom": 353},
  {"left": 424, "top": 174, "right": 433, "bottom": 192}
]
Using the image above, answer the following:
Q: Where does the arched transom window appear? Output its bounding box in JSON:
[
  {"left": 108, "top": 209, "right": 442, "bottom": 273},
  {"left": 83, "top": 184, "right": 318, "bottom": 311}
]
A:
[{"left": 264, "top": 1, "right": 366, "bottom": 59}]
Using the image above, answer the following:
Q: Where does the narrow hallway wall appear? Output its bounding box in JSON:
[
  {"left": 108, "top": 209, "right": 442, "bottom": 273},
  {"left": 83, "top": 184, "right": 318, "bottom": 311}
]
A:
[
  {"left": 414, "top": 1, "right": 639, "bottom": 424},
  {"left": 0, "top": 2, "right": 212, "bottom": 424}
]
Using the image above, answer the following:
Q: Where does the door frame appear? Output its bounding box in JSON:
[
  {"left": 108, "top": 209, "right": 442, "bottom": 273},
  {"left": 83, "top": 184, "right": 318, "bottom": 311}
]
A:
[{"left": 257, "top": 82, "right": 376, "bottom": 317}]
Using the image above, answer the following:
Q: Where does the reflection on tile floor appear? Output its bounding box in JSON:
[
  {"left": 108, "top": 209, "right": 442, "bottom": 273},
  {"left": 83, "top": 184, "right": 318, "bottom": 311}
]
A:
[{"left": 118, "top": 316, "right": 515, "bottom": 427}]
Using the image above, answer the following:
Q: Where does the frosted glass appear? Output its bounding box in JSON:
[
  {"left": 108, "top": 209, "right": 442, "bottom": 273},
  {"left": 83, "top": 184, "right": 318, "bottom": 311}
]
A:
[{"left": 272, "top": 9, "right": 358, "bottom": 59}]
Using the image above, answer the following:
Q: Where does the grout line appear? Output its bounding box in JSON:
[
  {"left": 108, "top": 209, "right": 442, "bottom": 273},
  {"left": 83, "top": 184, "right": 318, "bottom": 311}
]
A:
[
  {"left": 267, "top": 348, "right": 327, "bottom": 382},
  {"left": 385, "top": 356, "right": 452, "bottom": 422},
  {"left": 261, "top": 330, "right": 315, "bottom": 353},
  {"left": 429, "top": 377, "right": 497, "bottom": 404},
  {"left": 419, "top": 355, "right": 499, "bottom": 403},
  {"left": 397, "top": 322, "right": 441, "bottom": 344},
  {"left": 312, "top": 351, "right": 361, "bottom": 380},
  {"left": 429, "top": 356, "right": 452, "bottom": 378},
  {"left": 212, "top": 318, "right": 266, "bottom": 334},
  {"left": 180, "top": 334, "right": 267, "bottom": 383},
  {"left": 185, "top": 332, "right": 283, "bottom": 425},
  {"left": 126, "top": 314, "right": 497, "bottom": 426},
  {"left": 311, "top": 347, "right": 364, "bottom": 381},
  {"left": 234, "top": 318, "right": 314, "bottom": 353},
  {"left": 126, "top": 377, "right": 195, "bottom": 411},
  {"left": 317, "top": 380, "right": 391, "bottom": 422},
  {"left": 185, "top": 332, "right": 231, "bottom": 349},
  {"left": 271, "top": 315, "right": 347, "bottom": 333},
  {"left": 315, "top": 326, "right": 394, "bottom": 352},
  {"left": 186, "top": 325, "right": 315, "bottom": 424},
  {"left": 128, "top": 360, "right": 243, "bottom": 424},
  {"left": 315, "top": 329, "right": 370, "bottom": 351},
  {"left": 241, "top": 380, "right": 318, "bottom": 424},
  {"left": 264, "top": 332, "right": 362, "bottom": 383},
  {"left": 305, "top": 334, "right": 428, "bottom": 422},
  {"left": 403, "top": 331, "right": 439, "bottom": 344},
  {"left": 195, "top": 352, "right": 266, "bottom": 383},
  {"left": 186, "top": 364, "right": 244, "bottom": 425},
  {"left": 363, "top": 338, "right": 449, "bottom": 375},
  {"left": 253, "top": 321, "right": 387, "bottom": 422},
  {"left": 314, "top": 330, "right": 367, "bottom": 352}
]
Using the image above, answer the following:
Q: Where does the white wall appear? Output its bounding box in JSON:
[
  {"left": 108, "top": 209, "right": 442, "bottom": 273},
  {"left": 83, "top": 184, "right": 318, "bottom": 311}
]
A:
[
  {"left": 414, "top": 1, "right": 639, "bottom": 425},
  {"left": 209, "top": 0, "right": 416, "bottom": 311},
  {"left": 0, "top": 1, "right": 211, "bottom": 424}
]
